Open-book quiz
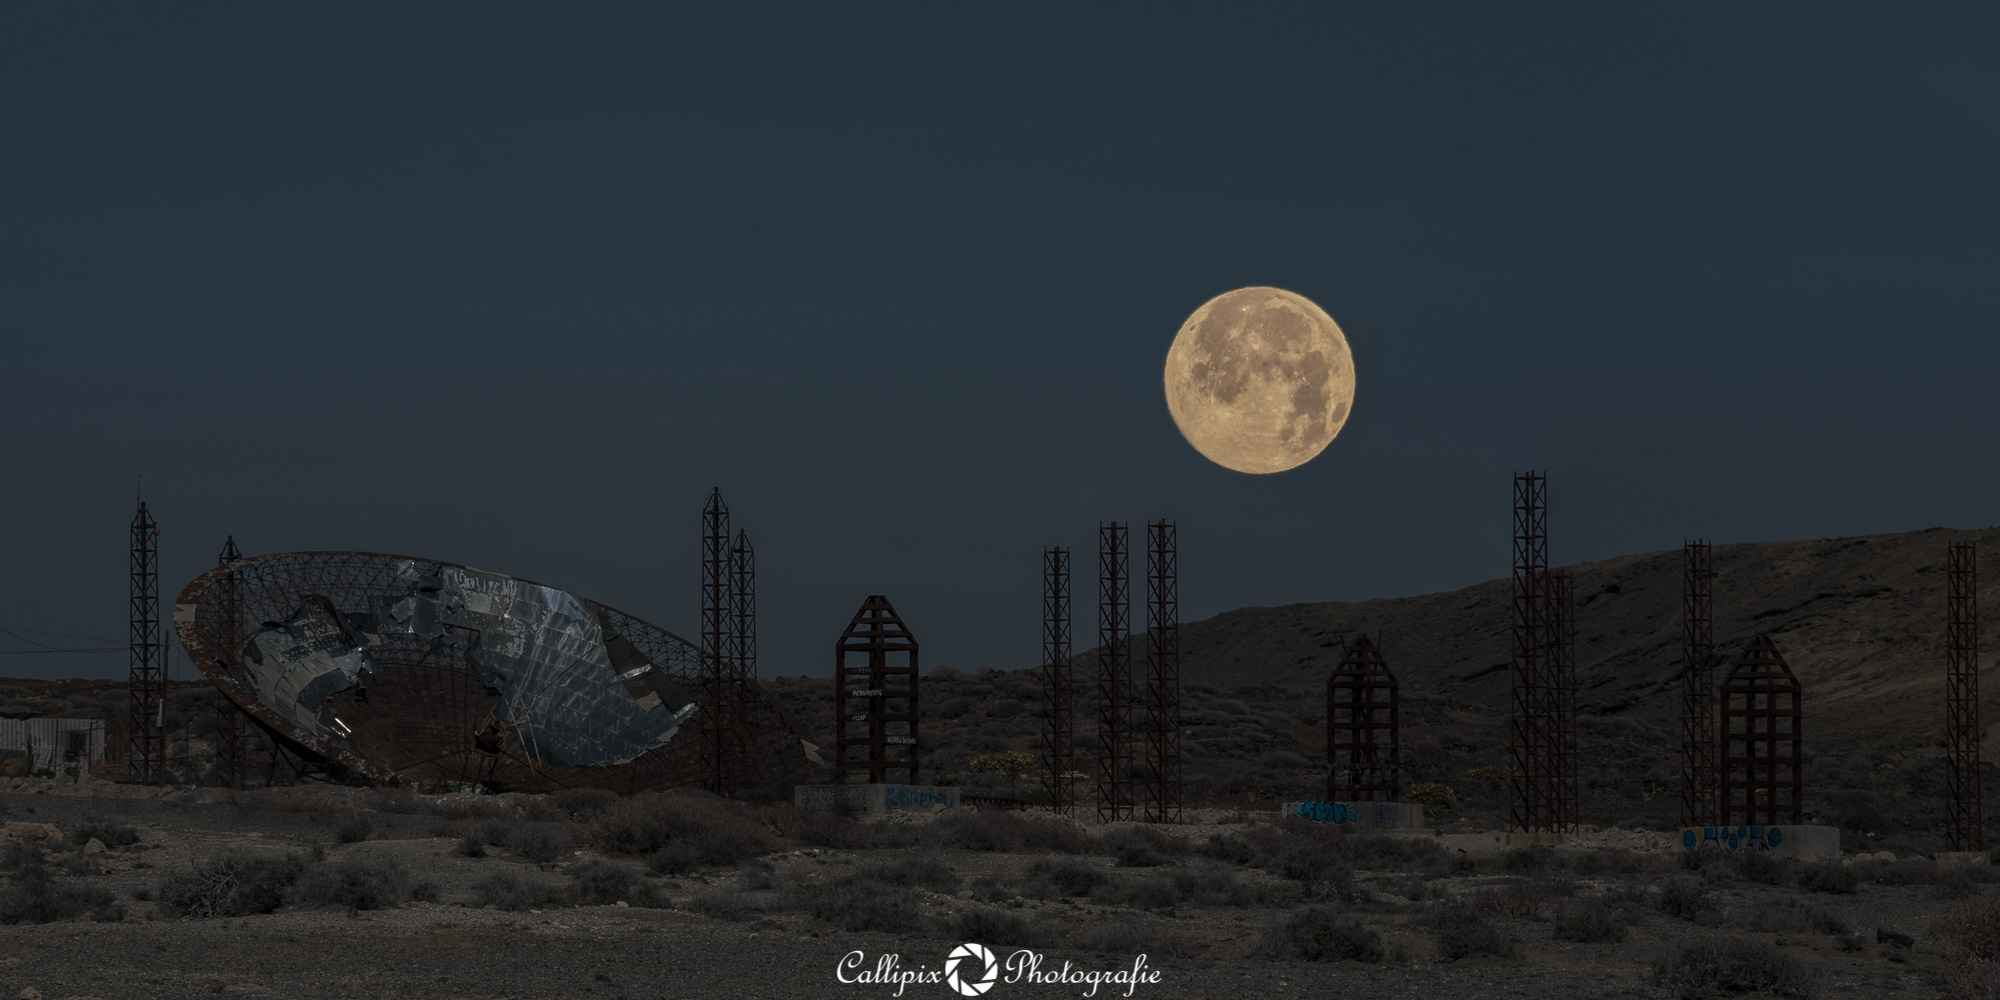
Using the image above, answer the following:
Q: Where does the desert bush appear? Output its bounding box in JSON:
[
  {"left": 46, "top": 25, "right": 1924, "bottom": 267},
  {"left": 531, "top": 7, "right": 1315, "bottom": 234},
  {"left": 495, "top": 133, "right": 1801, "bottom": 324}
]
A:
[
  {"left": 335, "top": 814, "right": 374, "bottom": 845},
  {"left": 570, "top": 860, "right": 670, "bottom": 908},
  {"left": 551, "top": 787, "right": 618, "bottom": 817},
  {"left": 1430, "top": 909, "right": 1515, "bottom": 961},
  {"left": 1939, "top": 869, "right": 1980, "bottom": 900},
  {"left": 470, "top": 872, "right": 571, "bottom": 911},
  {"left": 1850, "top": 857, "right": 1944, "bottom": 887},
  {"left": 951, "top": 906, "right": 1050, "bottom": 948},
  {"left": 1077, "top": 919, "right": 1173, "bottom": 955},
  {"left": 1264, "top": 906, "right": 1383, "bottom": 963},
  {"left": 1727, "top": 850, "right": 1788, "bottom": 886},
  {"left": 1473, "top": 882, "right": 1555, "bottom": 921},
  {"left": 1655, "top": 879, "right": 1713, "bottom": 922},
  {"left": 70, "top": 817, "right": 140, "bottom": 849},
  {"left": 1796, "top": 862, "right": 1858, "bottom": 894},
  {"left": 1197, "top": 833, "right": 1256, "bottom": 866},
  {"left": 1566, "top": 849, "right": 1643, "bottom": 877},
  {"left": 918, "top": 811, "right": 1091, "bottom": 854},
  {"left": 288, "top": 858, "right": 412, "bottom": 911},
  {"left": 1407, "top": 782, "right": 1457, "bottom": 810},
  {"left": 1655, "top": 939, "right": 1818, "bottom": 999},
  {"left": 581, "top": 792, "right": 776, "bottom": 864},
  {"left": 968, "top": 876, "right": 1015, "bottom": 904},
  {"left": 0, "top": 858, "right": 122, "bottom": 924},
  {"left": 1026, "top": 858, "right": 1114, "bottom": 899},
  {"left": 455, "top": 832, "right": 487, "bottom": 858},
  {"left": 157, "top": 852, "right": 309, "bottom": 918},
  {"left": 430, "top": 796, "right": 514, "bottom": 821},
  {"left": 791, "top": 878, "right": 927, "bottom": 933},
  {"left": 684, "top": 891, "right": 758, "bottom": 921},
  {"left": 0, "top": 840, "right": 44, "bottom": 872},
  {"left": 855, "top": 857, "right": 960, "bottom": 893},
  {"left": 1551, "top": 902, "right": 1627, "bottom": 943},
  {"left": 741, "top": 861, "right": 777, "bottom": 891},
  {"left": 1735, "top": 897, "right": 1848, "bottom": 936},
  {"left": 1097, "top": 826, "right": 1189, "bottom": 868},
  {"left": 483, "top": 819, "right": 573, "bottom": 865},
  {"left": 1936, "top": 896, "right": 2000, "bottom": 961},
  {"left": 361, "top": 787, "right": 421, "bottom": 815},
  {"left": 1502, "top": 845, "right": 1553, "bottom": 873}
]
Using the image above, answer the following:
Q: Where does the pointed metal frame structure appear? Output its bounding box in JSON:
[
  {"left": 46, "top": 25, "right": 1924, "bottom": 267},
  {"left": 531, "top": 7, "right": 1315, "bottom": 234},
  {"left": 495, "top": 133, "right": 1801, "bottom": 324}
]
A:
[
  {"left": 833, "top": 596, "right": 920, "bottom": 785},
  {"left": 1546, "top": 569, "right": 1579, "bottom": 833},
  {"left": 1718, "top": 636, "right": 1804, "bottom": 828},
  {"left": 214, "top": 535, "right": 248, "bottom": 789},
  {"left": 1327, "top": 635, "right": 1400, "bottom": 802}
]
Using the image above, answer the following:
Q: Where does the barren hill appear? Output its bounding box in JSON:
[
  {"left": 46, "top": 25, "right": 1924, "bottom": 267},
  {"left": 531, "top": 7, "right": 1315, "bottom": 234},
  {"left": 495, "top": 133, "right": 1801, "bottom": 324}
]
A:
[{"left": 1175, "top": 525, "right": 2000, "bottom": 759}]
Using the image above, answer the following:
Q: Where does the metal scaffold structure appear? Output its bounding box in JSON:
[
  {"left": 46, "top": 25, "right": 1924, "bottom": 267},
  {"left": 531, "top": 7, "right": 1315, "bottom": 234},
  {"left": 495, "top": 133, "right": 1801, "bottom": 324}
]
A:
[
  {"left": 730, "top": 530, "right": 756, "bottom": 680},
  {"left": 214, "top": 535, "right": 247, "bottom": 789},
  {"left": 1041, "top": 546, "right": 1074, "bottom": 815},
  {"left": 1718, "top": 636, "right": 1804, "bottom": 828},
  {"left": 1096, "top": 522, "right": 1133, "bottom": 822},
  {"left": 1680, "top": 540, "right": 1716, "bottom": 828},
  {"left": 129, "top": 490, "right": 166, "bottom": 785},
  {"left": 1546, "top": 569, "right": 1578, "bottom": 833},
  {"left": 1507, "top": 472, "right": 1555, "bottom": 841},
  {"left": 833, "top": 596, "right": 920, "bottom": 784},
  {"left": 1143, "top": 520, "right": 1181, "bottom": 824},
  {"left": 1947, "top": 541, "right": 1982, "bottom": 853},
  {"left": 701, "top": 488, "right": 732, "bottom": 793},
  {"left": 1327, "top": 635, "right": 1400, "bottom": 802}
]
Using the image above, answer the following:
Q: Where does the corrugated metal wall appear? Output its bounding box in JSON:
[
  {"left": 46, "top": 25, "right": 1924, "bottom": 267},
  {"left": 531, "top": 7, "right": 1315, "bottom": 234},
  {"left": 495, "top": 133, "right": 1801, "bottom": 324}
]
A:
[{"left": 0, "top": 719, "right": 108, "bottom": 773}]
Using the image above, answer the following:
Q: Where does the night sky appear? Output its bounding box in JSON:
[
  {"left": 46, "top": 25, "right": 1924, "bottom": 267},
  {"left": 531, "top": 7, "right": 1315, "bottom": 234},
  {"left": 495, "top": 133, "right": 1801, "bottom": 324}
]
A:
[{"left": 4, "top": 5, "right": 1996, "bottom": 681}]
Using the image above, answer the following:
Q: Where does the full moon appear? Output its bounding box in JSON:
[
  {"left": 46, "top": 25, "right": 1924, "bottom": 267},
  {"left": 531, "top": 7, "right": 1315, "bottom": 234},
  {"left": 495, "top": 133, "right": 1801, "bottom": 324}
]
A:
[{"left": 1163, "top": 287, "right": 1355, "bottom": 475}]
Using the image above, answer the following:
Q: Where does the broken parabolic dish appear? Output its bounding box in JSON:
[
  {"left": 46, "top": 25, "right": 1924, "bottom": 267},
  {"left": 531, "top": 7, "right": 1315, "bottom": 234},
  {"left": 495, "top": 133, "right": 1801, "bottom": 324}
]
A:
[{"left": 173, "top": 551, "right": 807, "bottom": 795}]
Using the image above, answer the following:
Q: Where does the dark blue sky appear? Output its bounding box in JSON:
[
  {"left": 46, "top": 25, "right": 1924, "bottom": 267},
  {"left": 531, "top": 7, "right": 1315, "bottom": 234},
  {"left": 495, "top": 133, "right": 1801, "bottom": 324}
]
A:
[{"left": 3, "top": 5, "right": 1996, "bottom": 680}]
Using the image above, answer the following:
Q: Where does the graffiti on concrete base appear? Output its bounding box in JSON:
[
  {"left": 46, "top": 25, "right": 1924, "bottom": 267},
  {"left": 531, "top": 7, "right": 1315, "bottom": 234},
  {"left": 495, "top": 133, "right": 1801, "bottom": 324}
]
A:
[
  {"left": 1682, "top": 825, "right": 1783, "bottom": 851},
  {"left": 883, "top": 785, "right": 956, "bottom": 811},
  {"left": 1289, "top": 801, "right": 1406, "bottom": 825}
]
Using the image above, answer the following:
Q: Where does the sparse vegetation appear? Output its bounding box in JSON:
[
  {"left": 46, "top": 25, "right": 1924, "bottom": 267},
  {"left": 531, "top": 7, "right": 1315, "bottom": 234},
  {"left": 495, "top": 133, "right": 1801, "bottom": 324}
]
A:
[
  {"left": 1264, "top": 906, "right": 1384, "bottom": 962},
  {"left": 1655, "top": 939, "right": 1819, "bottom": 999}
]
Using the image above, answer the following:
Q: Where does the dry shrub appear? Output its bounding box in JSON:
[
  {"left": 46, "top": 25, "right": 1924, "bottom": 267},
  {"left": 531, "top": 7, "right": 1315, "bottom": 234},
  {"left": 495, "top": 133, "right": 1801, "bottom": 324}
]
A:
[
  {"left": 1264, "top": 906, "right": 1384, "bottom": 962},
  {"left": 1655, "top": 939, "right": 1817, "bottom": 999},
  {"left": 1472, "top": 882, "right": 1554, "bottom": 920},
  {"left": 582, "top": 792, "right": 776, "bottom": 867},
  {"left": 1937, "top": 896, "right": 2000, "bottom": 962},
  {"left": 919, "top": 811, "right": 1091, "bottom": 853},
  {"left": 1551, "top": 902, "right": 1628, "bottom": 943},
  {"left": 361, "top": 787, "right": 422, "bottom": 814},
  {"left": 1850, "top": 857, "right": 1943, "bottom": 887}
]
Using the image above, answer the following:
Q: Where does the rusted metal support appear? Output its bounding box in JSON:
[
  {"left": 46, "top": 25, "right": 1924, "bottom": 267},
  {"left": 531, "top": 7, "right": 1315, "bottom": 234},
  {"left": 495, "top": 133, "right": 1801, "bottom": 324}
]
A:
[
  {"left": 1680, "top": 540, "right": 1716, "bottom": 828},
  {"left": 215, "top": 536, "right": 246, "bottom": 789},
  {"left": 701, "top": 488, "right": 731, "bottom": 793},
  {"left": 1545, "top": 569, "right": 1578, "bottom": 832},
  {"left": 730, "top": 530, "right": 756, "bottom": 680},
  {"left": 833, "top": 596, "right": 919, "bottom": 784},
  {"left": 1143, "top": 521, "right": 1181, "bottom": 824},
  {"left": 1947, "top": 541, "right": 1982, "bottom": 852},
  {"left": 1327, "top": 635, "right": 1400, "bottom": 802},
  {"left": 1508, "top": 472, "right": 1552, "bottom": 838},
  {"left": 1041, "top": 546, "right": 1073, "bottom": 815},
  {"left": 1096, "top": 522, "right": 1132, "bottom": 822},
  {"left": 129, "top": 490, "right": 165, "bottom": 785},
  {"left": 1719, "top": 636, "right": 1803, "bottom": 828}
]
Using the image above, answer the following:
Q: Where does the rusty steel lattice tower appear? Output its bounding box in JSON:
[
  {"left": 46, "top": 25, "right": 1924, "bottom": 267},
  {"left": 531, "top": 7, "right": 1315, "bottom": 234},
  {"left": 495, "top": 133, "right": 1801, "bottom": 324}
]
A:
[
  {"left": 1680, "top": 540, "right": 1717, "bottom": 828},
  {"left": 129, "top": 492, "right": 166, "bottom": 785},
  {"left": 1719, "top": 636, "right": 1804, "bottom": 827},
  {"left": 1947, "top": 541, "right": 1982, "bottom": 853},
  {"left": 834, "top": 596, "right": 920, "bottom": 784},
  {"left": 1327, "top": 635, "right": 1400, "bottom": 802},
  {"left": 1096, "top": 522, "right": 1133, "bottom": 822},
  {"left": 1041, "top": 546, "right": 1074, "bottom": 814},
  {"left": 1546, "top": 569, "right": 1579, "bottom": 832},
  {"left": 1507, "top": 472, "right": 1555, "bottom": 839},
  {"left": 214, "top": 536, "right": 247, "bottom": 789},
  {"left": 1143, "top": 521, "right": 1181, "bottom": 824},
  {"left": 700, "top": 489, "right": 732, "bottom": 793},
  {"left": 730, "top": 531, "right": 756, "bottom": 679}
]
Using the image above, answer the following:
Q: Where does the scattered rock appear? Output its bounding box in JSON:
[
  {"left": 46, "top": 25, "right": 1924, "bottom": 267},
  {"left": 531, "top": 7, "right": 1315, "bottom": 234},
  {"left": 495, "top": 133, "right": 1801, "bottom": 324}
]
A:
[
  {"left": 1876, "top": 927, "right": 1914, "bottom": 950},
  {"left": 19, "top": 987, "right": 42, "bottom": 1000},
  {"left": 1874, "top": 851, "right": 1897, "bottom": 862},
  {"left": 613, "top": 901, "right": 628, "bottom": 908},
  {"left": 82, "top": 838, "right": 106, "bottom": 855},
  {"left": 1, "top": 821, "right": 62, "bottom": 841}
]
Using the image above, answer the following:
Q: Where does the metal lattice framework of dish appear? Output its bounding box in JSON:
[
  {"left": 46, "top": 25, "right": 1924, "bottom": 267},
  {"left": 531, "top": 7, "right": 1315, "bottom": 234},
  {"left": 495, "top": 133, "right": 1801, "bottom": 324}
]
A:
[{"left": 173, "top": 551, "right": 809, "bottom": 795}]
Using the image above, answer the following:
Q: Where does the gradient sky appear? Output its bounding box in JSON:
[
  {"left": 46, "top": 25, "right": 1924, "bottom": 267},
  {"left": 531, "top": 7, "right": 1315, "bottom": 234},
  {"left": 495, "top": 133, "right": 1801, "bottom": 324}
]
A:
[{"left": 3, "top": 5, "right": 1996, "bottom": 681}]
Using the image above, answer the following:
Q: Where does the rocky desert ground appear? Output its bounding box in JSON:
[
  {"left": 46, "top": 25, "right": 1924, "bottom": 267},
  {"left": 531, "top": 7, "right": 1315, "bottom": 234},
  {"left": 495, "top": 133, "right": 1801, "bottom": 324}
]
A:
[{"left": 0, "top": 774, "right": 1996, "bottom": 1000}]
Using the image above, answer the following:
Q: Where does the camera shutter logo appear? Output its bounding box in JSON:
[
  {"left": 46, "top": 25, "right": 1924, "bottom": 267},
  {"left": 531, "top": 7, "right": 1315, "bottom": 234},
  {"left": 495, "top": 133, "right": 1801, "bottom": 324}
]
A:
[{"left": 944, "top": 942, "right": 998, "bottom": 996}]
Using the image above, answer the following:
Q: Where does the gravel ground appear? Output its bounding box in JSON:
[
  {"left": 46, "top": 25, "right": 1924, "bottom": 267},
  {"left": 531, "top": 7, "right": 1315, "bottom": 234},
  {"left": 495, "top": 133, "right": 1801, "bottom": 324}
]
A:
[{"left": 0, "top": 781, "right": 1978, "bottom": 1000}]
